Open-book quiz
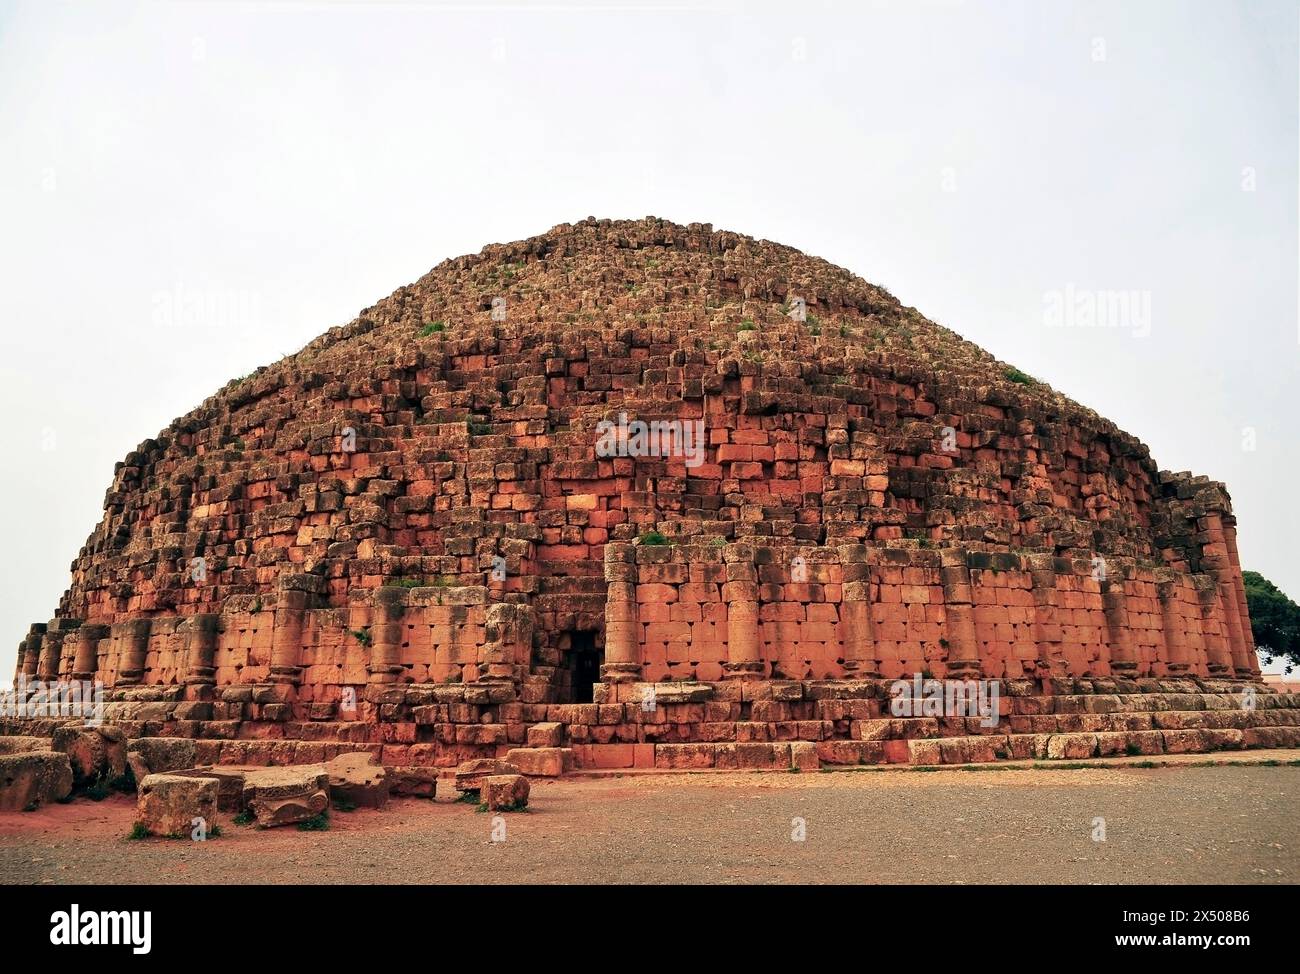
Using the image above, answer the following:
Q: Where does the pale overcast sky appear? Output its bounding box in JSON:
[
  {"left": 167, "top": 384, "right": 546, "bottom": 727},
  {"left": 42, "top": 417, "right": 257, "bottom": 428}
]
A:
[{"left": 0, "top": 0, "right": 1295, "bottom": 680}]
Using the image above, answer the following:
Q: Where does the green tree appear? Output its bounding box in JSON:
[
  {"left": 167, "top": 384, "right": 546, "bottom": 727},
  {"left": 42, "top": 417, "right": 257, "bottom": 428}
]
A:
[{"left": 1243, "top": 571, "right": 1300, "bottom": 672}]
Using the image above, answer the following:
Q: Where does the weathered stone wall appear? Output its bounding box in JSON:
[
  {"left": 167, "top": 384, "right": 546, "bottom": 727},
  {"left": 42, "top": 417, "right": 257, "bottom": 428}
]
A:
[
  {"left": 609, "top": 541, "right": 1255, "bottom": 686},
  {"left": 13, "top": 535, "right": 1254, "bottom": 712}
]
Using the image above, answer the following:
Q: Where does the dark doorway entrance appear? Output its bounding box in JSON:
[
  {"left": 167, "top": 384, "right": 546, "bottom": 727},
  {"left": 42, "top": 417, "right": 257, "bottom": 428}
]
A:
[{"left": 568, "top": 631, "right": 601, "bottom": 703}]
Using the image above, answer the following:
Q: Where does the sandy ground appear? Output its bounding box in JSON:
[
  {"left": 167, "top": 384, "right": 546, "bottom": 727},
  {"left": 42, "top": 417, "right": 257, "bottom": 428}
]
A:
[{"left": 1, "top": 760, "right": 1296, "bottom": 885}]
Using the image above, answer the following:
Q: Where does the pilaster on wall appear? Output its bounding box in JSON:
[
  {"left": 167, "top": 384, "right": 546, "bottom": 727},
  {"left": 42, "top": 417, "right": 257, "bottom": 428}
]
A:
[
  {"left": 1100, "top": 571, "right": 1138, "bottom": 677},
  {"left": 1155, "top": 574, "right": 1192, "bottom": 674},
  {"left": 38, "top": 619, "right": 80, "bottom": 682},
  {"left": 838, "top": 544, "right": 880, "bottom": 678},
  {"left": 1027, "top": 555, "right": 1069, "bottom": 677},
  {"left": 1156, "top": 473, "right": 1258, "bottom": 680},
  {"left": 722, "top": 544, "right": 764, "bottom": 679},
  {"left": 71, "top": 623, "right": 109, "bottom": 683},
  {"left": 1222, "top": 518, "right": 1260, "bottom": 678},
  {"left": 601, "top": 542, "right": 641, "bottom": 683},
  {"left": 181, "top": 614, "right": 219, "bottom": 693},
  {"left": 1193, "top": 574, "right": 1235, "bottom": 677},
  {"left": 366, "top": 585, "right": 406, "bottom": 685},
  {"left": 115, "top": 619, "right": 152, "bottom": 687},
  {"left": 939, "top": 550, "right": 981, "bottom": 679},
  {"left": 17, "top": 624, "right": 45, "bottom": 681},
  {"left": 269, "top": 575, "right": 321, "bottom": 687},
  {"left": 1201, "top": 514, "right": 1255, "bottom": 680}
]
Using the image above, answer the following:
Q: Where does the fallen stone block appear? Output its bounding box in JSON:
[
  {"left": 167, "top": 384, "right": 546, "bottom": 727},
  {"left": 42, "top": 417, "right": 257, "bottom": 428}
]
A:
[
  {"left": 387, "top": 766, "right": 438, "bottom": 798},
  {"left": 505, "top": 747, "right": 573, "bottom": 777},
  {"left": 454, "top": 758, "right": 521, "bottom": 794},
  {"left": 325, "top": 752, "right": 389, "bottom": 808},
  {"left": 137, "top": 773, "right": 218, "bottom": 838},
  {"left": 169, "top": 767, "right": 248, "bottom": 812},
  {"left": 126, "top": 737, "right": 198, "bottom": 784},
  {"left": 52, "top": 725, "right": 127, "bottom": 789},
  {"left": 241, "top": 766, "right": 329, "bottom": 827},
  {"left": 0, "top": 751, "right": 73, "bottom": 811},
  {"left": 480, "top": 774, "right": 529, "bottom": 811}
]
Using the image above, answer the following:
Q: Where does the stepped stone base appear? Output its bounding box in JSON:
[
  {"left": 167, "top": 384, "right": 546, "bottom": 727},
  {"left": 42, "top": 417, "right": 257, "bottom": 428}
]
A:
[{"left": 2, "top": 678, "right": 1297, "bottom": 780}]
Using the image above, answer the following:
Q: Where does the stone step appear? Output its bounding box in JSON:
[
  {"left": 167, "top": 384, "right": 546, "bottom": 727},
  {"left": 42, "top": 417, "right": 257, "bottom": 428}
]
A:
[
  {"left": 853, "top": 709, "right": 1300, "bottom": 741},
  {"left": 504, "top": 746, "right": 574, "bottom": 776}
]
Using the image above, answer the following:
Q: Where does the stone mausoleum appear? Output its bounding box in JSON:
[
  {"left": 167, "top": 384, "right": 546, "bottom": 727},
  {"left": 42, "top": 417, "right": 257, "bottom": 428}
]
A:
[{"left": 6, "top": 217, "right": 1297, "bottom": 774}]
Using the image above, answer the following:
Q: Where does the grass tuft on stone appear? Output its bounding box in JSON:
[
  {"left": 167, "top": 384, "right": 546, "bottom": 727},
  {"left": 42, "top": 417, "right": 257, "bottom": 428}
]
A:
[{"left": 1004, "top": 366, "right": 1036, "bottom": 385}]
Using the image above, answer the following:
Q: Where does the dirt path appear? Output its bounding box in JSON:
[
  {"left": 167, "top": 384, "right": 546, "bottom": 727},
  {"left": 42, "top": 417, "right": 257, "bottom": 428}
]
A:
[{"left": 1, "top": 764, "right": 1295, "bottom": 885}]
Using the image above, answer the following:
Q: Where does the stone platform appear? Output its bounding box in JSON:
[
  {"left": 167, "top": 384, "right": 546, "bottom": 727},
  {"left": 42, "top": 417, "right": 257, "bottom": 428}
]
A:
[{"left": 4, "top": 677, "right": 1297, "bottom": 777}]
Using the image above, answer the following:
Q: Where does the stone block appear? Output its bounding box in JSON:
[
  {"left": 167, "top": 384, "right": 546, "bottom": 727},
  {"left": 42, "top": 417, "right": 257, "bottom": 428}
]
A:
[
  {"left": 175, "top": 767, "right": 248, "bottom": 812},
  {"left": 1244, "top": 725, "right": 1300, "bottom": 749},
  {"left": 137, "top": 773, "right": 218, "bottom": 838},
  {"left": 526, "top": 721, "right": 565, "bottom": 747},
  {"left": 52, "top": 725, "right": 127, "bottom": 789},
  {"left": 126, "top": 737, "right": 198, "bottom": 779},
  {"left": 454, "top": 758, "right": 521, "bottom": 793},
  {"left": 1160, "top": 729, "right": 1211, "bottom": 754},
  {"left": 325, "top": 752, "right": 389, "bottom": 808},
  {"left": 715, "top": 742, "right": 790, "bottom": 770},
  {"left": 387, "top": 767, "right": 438, "bottom": 797},
  {"left": 241, "top": 766, "right": 329, "bottom": 827},
  {"left": 937, "top": 735, "right": 1003, "bottom": 764},
  {"left": 790, "top": 741, "right": 820, "bottom": 770},
  {"left": 654, "top": 743, "right": 715, "bottom": 769},
  {"left": 505, "top": 747, "right": 573, "bottom": 777},
  {"left": 816, "top": 740, "right": 887, "bottom": 765},
  {"left": 0, "top": 736, "right": 52, "bottom": 755},
  {"left": 0, "top": 751, "right": 72, "bottom": 811},
  {"left": 906, "top": 738, "right": 942, "bottom": 765},
  {"left": 1045, "top": 733, "right": 1098, "bottom": 760},
  {"left": 480, "top": 774, "right": 529, "bottom": 811}
]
